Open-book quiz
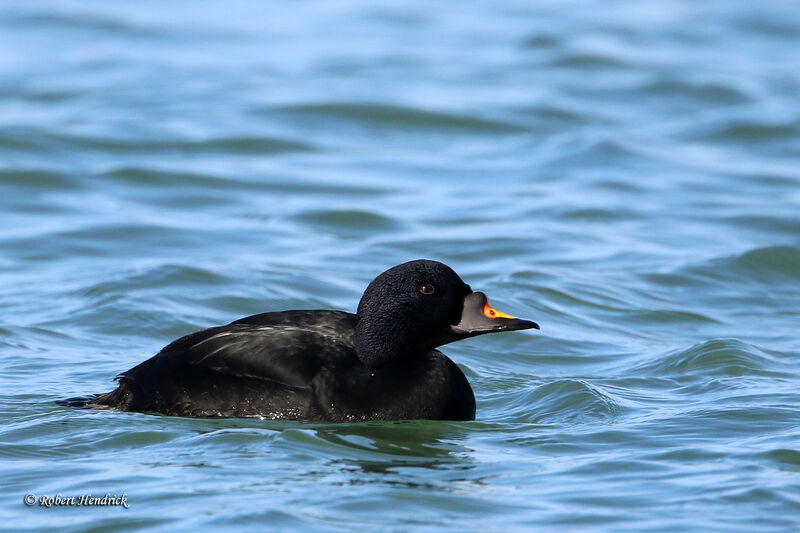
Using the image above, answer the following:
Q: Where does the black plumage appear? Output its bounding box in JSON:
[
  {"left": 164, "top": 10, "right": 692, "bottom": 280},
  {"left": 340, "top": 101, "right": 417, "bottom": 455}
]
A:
[{"left": 60, "top": 260, "right": 538, "bottom": 421}]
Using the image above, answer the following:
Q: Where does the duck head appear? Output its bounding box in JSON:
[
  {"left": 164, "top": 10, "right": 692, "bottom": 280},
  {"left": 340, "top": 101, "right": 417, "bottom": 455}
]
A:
[{"left": 354, "top": 259, "right": 539, "bottom": 368}]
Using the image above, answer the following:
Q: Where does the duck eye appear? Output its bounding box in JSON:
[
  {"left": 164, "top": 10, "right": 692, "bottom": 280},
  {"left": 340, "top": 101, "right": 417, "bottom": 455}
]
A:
[{"left": 419, "top": 283, "right": 435, "bottom": 295}]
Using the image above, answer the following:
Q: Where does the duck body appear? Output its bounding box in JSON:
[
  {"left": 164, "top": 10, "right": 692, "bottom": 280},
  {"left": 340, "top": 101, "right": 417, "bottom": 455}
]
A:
[
  {"left": 65, "top": 260, "right": 537, "bottom": 421},
  {"left": 91, "top": 310, "right": 475, "bottom": 421}
]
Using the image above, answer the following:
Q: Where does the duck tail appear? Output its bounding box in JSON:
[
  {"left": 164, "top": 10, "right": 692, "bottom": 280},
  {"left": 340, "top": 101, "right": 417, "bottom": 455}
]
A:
[
  {"left": 55, "top": 395, "right": 99, "bottom": 409},
  {"left": 56, "top": 380, "right": 135, "bottom": 411}
]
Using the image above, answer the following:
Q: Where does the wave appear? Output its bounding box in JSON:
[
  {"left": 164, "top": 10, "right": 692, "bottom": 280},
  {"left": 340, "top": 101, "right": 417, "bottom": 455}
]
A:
[
  {"left": 0, "top": 127, "right": 315, "bottom": 156},
  {"left": 633, "top": 338, "right": 785, "bottom": 378},
  {"left": 293, "top": 209, "right": 401, "bottom": 236},
  {"left": 273, "top": 103, "right": 527, "bottom": 134},
  {"left": 644, "top": 245, "right": 800, "bottom": 290},
  {"left": 503, "top": 379, "right": 623, "bottom": 424}
]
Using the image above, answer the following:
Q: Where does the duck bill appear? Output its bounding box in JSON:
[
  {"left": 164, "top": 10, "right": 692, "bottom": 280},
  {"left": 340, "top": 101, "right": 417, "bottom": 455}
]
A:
[{"left": 452, "top": 292, "right": 539, "bottom": 337}]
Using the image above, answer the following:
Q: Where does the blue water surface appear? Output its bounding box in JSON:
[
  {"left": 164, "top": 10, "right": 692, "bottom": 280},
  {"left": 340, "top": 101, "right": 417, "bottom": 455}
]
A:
[{"left": 2, "top": 1, "right": 800, "bottom": 531}]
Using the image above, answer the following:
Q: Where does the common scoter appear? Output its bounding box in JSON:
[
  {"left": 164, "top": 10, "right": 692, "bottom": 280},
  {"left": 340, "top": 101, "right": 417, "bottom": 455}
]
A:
[{"left": 60, "top": 260, "right": 538, "bottom": 421}]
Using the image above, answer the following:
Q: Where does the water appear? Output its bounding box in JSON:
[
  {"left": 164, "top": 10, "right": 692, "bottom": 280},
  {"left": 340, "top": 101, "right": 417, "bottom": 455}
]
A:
[{"left": 2, "top": 1, "right": 800, "bottom": 530}]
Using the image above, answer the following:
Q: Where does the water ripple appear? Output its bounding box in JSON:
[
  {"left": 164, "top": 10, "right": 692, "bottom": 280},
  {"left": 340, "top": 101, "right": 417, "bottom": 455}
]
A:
[
  {"left": 0, "top": 128, "right": 316, "bottom": 155},
  {"left": 0, "top": 168, "right": 82, "bottom": 190},
  {"left": 9, "top": 11, "right": 167, "bottom": 38},
  {"left": 689, "top": 245, "right": 800, "bottom": 284},
  {"left": 635, "top": 339, "right": 785, "bottom": 378},
  {"left": 275, "top": 103, "right": 527, "bottom": 133},
  {"left": 685, "top": 118, "right": 800, "bottom": 145},
  {"left": 641, "top": 78, "right": 751, "bottom": 105},
  {"left": 506, "top": 379, "right": 623, "bottom": 424},
  {"left": 762, "top": 448, "right": 800, "bottom": 470},
  {"left": 293, "top": 209, "right": 402, "bottom": 237}
]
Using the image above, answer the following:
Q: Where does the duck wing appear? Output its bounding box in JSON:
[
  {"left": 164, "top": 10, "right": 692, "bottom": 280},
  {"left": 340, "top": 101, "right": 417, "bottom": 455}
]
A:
[
  {"left": 94, "top": 311, "right": 358, "bottom": 417},
  {"left": 142, "top": 310, "right": 357, "bottom": 386}
]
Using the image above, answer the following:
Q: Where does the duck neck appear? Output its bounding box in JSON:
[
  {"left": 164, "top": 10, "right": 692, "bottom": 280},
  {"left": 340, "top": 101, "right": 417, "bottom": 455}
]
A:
[{"left": 354, "top": 315, "right": 424, "bottom": 369}]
